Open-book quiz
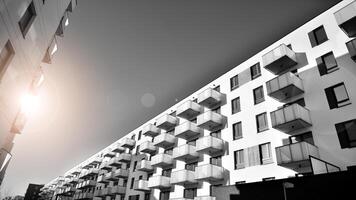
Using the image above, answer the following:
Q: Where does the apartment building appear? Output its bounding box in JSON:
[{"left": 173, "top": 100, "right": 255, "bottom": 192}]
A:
[
  {"left": 40, "top": 0, "right": 356, "bottom": 200},
  {"left": 0, "top": 0, "right": 78, "bottom": 186}
]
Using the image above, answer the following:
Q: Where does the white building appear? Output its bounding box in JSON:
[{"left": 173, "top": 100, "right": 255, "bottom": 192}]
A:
[{"left": 42, "top": 0, "right": 356, "bottom": 200}]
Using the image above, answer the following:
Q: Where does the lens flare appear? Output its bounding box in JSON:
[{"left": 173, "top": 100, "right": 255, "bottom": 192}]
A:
[{"left": 20, "top": 93, "right": 40, "bottom": 115}]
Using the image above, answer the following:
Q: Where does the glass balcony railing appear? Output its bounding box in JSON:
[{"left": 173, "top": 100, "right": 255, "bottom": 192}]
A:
[
  {"left": 197, "top": 88, "right": 224, "bottom": 109},
  {"left": 177, "top": 100, "right": 203, "bottom": 120},
  {"left": 174, "top": 121, "right": 202, "bottom": 140},
  {"left": 156, "top": 114, "right": 179, "bottom": 131},
  {"left": 266, "top": 72, "right": 304, "bottom": 102},
  {"left": 262, "top": 44, "right": 297, "bottom": 75}
]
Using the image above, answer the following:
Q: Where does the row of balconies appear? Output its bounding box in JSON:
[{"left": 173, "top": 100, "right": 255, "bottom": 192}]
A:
[
  {"left": 97, "top": 169, "right": 129, "bottom": 183},
  {"left": 73, "top": 192, "right": 93, "bottom": 200},
  {"left": 93, "top": 185, "right": 126, "bottom": 197},
  {"left": 76, "top": 180, "right": 96, "bottom": 189}
]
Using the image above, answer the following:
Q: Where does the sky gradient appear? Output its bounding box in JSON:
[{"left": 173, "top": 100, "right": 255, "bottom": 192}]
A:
[{"left": 1, "top": 0, "right": 340, "bottom": 196}]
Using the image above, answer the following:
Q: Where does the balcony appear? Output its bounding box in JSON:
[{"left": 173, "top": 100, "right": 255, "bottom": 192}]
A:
[
  {"left": 94, "top": 189, "right": 105, "bottom": 198},
  {"left": 63, "top": 186, "right": 76, "bottom": 195},
  {"left": 80, "top": 168, "right": 99, "bottom": 179},
  {"left": 194, "top": 196, "right": 216, "bottom": 200},
  {"left": 108, "top": 185, "right": 126, "bottom": 195},
  {"left": 174, "top": 121, "right": 202, "bottom": 140},
  {"left": 153, "top": 133, "right": 177, "bottom": 148},
  {"left": 142, "top": 124, "right": 161, "bottom": 137},
  {"left": 195, "top": 164, "right": 224, "bottom": 182},
  {"left": 156, "top": 114, "right": 179, "bottom": 131},
  {"left": 113, "top": 168, "right": 129, "bottom": 178},
  {"left": 133, "top": 180, "right": 150, "bottom": 192},
  {"left": 151, "top": 153, "right": 174, "bottom": 168},
  {"left": 270, "top": 103, "right": 312, "bottom": 133},
  {"left": 121, "top": 138, "right": 136, "bottom": 149},
  {"left": 105, "top": 171, "right": 118, "bottom": 181},
  {"left": 266, "top": 72, "right": 304, "bottom": 102},
  {"left": 103, "top": 151, "right": 116, "bottom": 158},
  {"left": 196, "top": 136, "right": 224, "bottom": 156},
  {"left": 140, "top": 141, "right": 158, "bottom": 154},
  {"left": 79, "top": 180, "right": 96, "bottom": 189},
  {"left": 197, "top": 88, "right": 224, "bottom": 109},
  {"left": 346, "top": 38, "right": 356, "bottom": 63},
  {"left": 108, "top": 157, "right": 122, "bottom": 167},
  {"left": 97, "top": 174, "right": 109, "bottom": 184},
  {"left": 177, "top": 100, "right": 202, "bottom": 120},
  {"left": 275, "top": 141, "right": 319, "bottom": 172},
  {"left": 173, "top": 144, "right": 199, "bottom": 162},
  {"left": 137, "top": 160, "right": 154, "bottom": 172},
  {"left": 170, "top": 169, "right": 197, "bottom": 186},
  {"left": 81, "top": 192, "right": 94, "bottom": 199},
  {"left": 262, "top": 44, "right": 297, "bottom": 75},
  {"left": 99, "top": 161, "right": 112, "bottom": 171},
  {"left": 117, "top": 153, "right": 132, "bottom": 163},
  {"left": 112, "top": 144, "right": 125, "bottom": 153},
  {"left": 68, "top": 177, "right": 79, "bottom": 184},
  {"left": 197, "top": 111, "right": 226, "bottom": 131},
  {"left": 334, "top": 1, "right": 356, "bottom": 37},
  {"left": 87, "top": 157, "right": 103, "bottom": 166},
  {"left": 147, "top": 175, "right": 171, "bottom": 189}
]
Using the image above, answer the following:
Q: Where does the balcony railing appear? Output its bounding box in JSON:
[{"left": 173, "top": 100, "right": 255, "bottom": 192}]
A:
[
  {"left": 103, "top": 151, "right": 115, "bottom": 158},
  {"left": 117, "top": 153, "right": 132, "bottom": 163},
  {"left": 139, "top": 141, "right": 158, "bottom": 154},
  {"left": 177, "top": 100, "right": 203, "bottom": 120},
  {"left": 80, "top": 168, "right": 99, "bottom": 179},
  {"left": 194, "top": 196, "right": 216, "bottom": 200},
  {"left": 262, "top": 44, "right": 298, "bottom": 75},
  {"left": 197, "top": 88, "right": 224, "bottom": 109},
  {"left": 346, "top": 38, "right": 356, "bottom": 63},
  {"left": 153, "top": 133, "right": 177, "bottom": 148},
  {"left": 151, "top": 153, "right": 174, "bottom": 168},
  {"left": 194, "top": 164, "right": 224, "bottom": 182},
  {"left": 108, "top": 185, "right": 126, "bottom": 195},
  {"left": 276, "top": 141, "right": 319, "bottom": 172},
  {"left": 120, "top": 138, "right": 136, "bottom": 149},
  {"left": 147, "top": 175, "right": 171, "bottom": 189},
  {"left": 334, "top": 1, "right": 356, "bottom": 37},
  {"left": 270, "top": 103, "right": 312, "bottom": 133},
  {"left": 156, "top": 114, "right": 179, "bottom": 131},
  {"left": 197, "top": 111, "right": 226, "bottom": 131},
  {"left": 87, "top": 157, "right": 103, "bottom": 166},
  {"left": 196, "top": 136, "right": 224, "bottom": 155},
  {"left": 266, "top": 72, "right": 304, "bottom": 102},
  {"left": 113, "top": 168, "right": 129, "bottom": 178},
  {"left": 99, "top": 161, "right": 112, "bottom": 171},
  {"left": 108, "top": 157, "right": 122, "bottom": 167},
  {"left": 112, "top": 144, "right": 125, "bottom": 153},
  {"left": 78, "top": 180, "right": 96, "bottom": 189},
  {"left": 105, "top": 171, "right": 118, "bottom": 181},
  {"left": 137, "top": 160, "right": 154, "bottom": 172},
  {"left": 172, "top": 144, "right": 199, "bottom": 162},
  {"left": 174, "top": 121, "right": 202, "bottom": 140},
  {"left": 133, "top": 180, "right": 150, "bottom": 192},
  {"left": 170, "top": 169, "right": 197, "bottom": 186},
  {"left": 97, "top": 174, "right": 109, "bottom": 184},
  {"left": 142, "top": 124, "right": 161, "bottom": 137}
]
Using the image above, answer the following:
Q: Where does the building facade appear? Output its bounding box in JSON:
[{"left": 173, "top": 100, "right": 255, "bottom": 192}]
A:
[
  {"left": 41, "top": 0, "right": 356, "bottom": 200},
  {"left": 0, "top": 0, "right": 78, "bottom": 186},
  {"left": 24, "top": 183, "right": 44, "bottom": 200}
]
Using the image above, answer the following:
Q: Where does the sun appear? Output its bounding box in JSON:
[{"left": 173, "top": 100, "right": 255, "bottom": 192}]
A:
[{"left": 20, "top": 93, "right": 40, "bottom": 116}]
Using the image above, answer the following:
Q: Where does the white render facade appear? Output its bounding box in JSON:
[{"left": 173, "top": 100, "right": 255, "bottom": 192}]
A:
[{"left": 42, "top": 1, "right": 356, "bottom": 200}]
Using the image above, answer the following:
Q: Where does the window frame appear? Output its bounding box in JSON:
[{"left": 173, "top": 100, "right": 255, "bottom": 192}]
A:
[
  {"left": 308, "top": 25, "right": 328, "bottom": 47},
  {"left": 231, "top": 97, "right": 241, "bottom": 114},
  {"left": 325, "top": 82, "right": 351, "bottom": 109},
  {"left": 0, "top": 41, "right": 15, "bottom": 81},
  {"left": 256, "top": 112, "right": 269, "bottom": 133},
  {"left": 335, "top": 119, "right": 356, "bottom": 149},
  {"left": 234, "top": 149, "right": 244, "bottom": 170},
  {"left": 232, "top": 122, "right": 242, "bottom": 140},
  {"left": 250, "top": 63, "right": 261, "bottom": 80},
  {"left": 253, "top": 86, "right": 265, "bottom": 105},
  {"left": 230, "top": 74, "right": 239, "bottom": 91}
]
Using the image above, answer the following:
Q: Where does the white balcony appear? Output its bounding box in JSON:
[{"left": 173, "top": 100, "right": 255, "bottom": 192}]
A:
[
  {"left": 87, "top": 157, "right": 103, "bottom": 166},
  {"left": 97, "top": 174, "right": 109, "bottom": 184},
  {"left": 196, "top": 136, "right": 224, "bottom": 155},
  {"left": 108, "top": 185, "right": 126, "bottom": 195},
  {"left": 266, "top": 72, "right": 304, "bottom": 102},
  {"left": 105, "top": 171, "right": 118, "bottom": 181},
  {"left": 117, "top": 153, "right": 132, "bottom": 163},
  {"left": 94, "top": 188, "right": 106, "bottom": 198},
  {"left": 140, "top": 141, "right": 158, "bottom": 154},
  {"left": 147, "top": 175, "right": 171, "bottom": 189},
  {"left": 197, "top": 88, "right": 224, "bottom": 109},
  {"left": 334, "top": 1, "right": 356, "bottom": 37},
  {"left": 173, "top": 144, "right": 199, "bottom": 162},
  {"left": 80, "top": 168, "right": 99, "bottom": 179},
  {"left": 134, "top": 180, "right": 150, "bottom": 192},
  {"left": 113, "top": 168, "right": 129, "bottom": 178},
  {"left": 174, "top": 121, "right": 202, "bottom": 140},
  {"left": 151, "top": 153, "right": 174, "bottom": 168},
  {"left": 79, "top": 180, "right": 96, "bottom": 189},
  {"left": 177, "top": 100, "right": 203, "bottom": 120},
  {"left": 137, "top": 160, "right": 154, "bottom": 172},
  {"left": 276, "top": 141, "right": 319, "bottom": 172},
  {"left": 121, "top": 138, "right": 136, "bottom": 149},
  {"left": 194, "top": 164, "right": 224, "bottom": 182},
  {"left": 142, "top": 124, "right": 161, "bottom": 137},
  {"left": 271, "top": 103, "right": 312, "bottom": 133},
  {"left": 156, "top": 114, "right": 179, "bottom": 131},
  {"left": 153, "top": 133, "right": 177, "bottom": 148},
  {"left": 108, "top": 157, "right": 122, "bottom": 167},
  {"left": 112, "top": 144, "right": 125, "bottom": 153},
  {"left": 103, "top": 151, "right": 115, "bottom": 158},
  {"left": 197, "top": 111, "right": 226, "bottom": 131},
  {"left": 262, "top": 44, "right": 297, "bottom": 75},
  {"left": 170, "top": 169, "right": 197, "bottom": 186},
  {"left": 68, "top": 177, "right": 79, "bottom": 184},
  {"left": 99, "top": 161, "right": 112, "bottom": 171}
]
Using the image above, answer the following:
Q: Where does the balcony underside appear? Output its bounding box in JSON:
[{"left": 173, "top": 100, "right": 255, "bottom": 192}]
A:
[
  {"left": 265, "top": 55, "right": 297, "bottom": 75},
  {"left": 278, "top": 159, "right": 313, "bottom": 173},
  {"left": 273, "top": 118, "right": 312, "bottom": 134},
  {"left": 177, "top": 108, "right": 201, "bottom": 120},
  {"left": 268, "top": 85, "right": 304, "bottom": 102},
  {"left": 339, "top": 17, "right": 356, "bottom": 37}
]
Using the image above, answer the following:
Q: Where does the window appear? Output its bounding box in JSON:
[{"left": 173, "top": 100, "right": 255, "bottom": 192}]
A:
[
  {"left": 259, "top": 143, "right": 273, "bottom": 164},
  {"left": 18, "top": 1, "right": 37, "bottom": 37},
  {"left": 289, "top": 132, "right": 314, "bottom": 145},
  {"left": 325, "top": 83, "right": 351, "bottom": 109},
  {"left": 162, "top": 168, "right": 172, "bottom": 177},
  {"left": 256, "top": 112, "right": 268, "bottom": 132},
  {"left": 317, "top": 52, "right": 338, "bottom": 76},
  {"left": 250, "top": 63, "right": 261, "bottom": 80},
  {"left": 210, "top": 156, "right": 222, "bottom": 166},
  {"left": 138, "top": 131, "right": 142, "bottom": 140},
  {"left": 159, "top": 191, "right": 170, "bottom": 200},
  {"left": 185, "top": 162, "right": 198, "bottom": 171},
  {"left": 132, "top": 161, "right": 138, "bottom": 171},
  {"left": 253, "top": 86, "right": 265, "bottom": 105},
  {"left": 144, "top": 193, "right": 150, "bottom": 200},
  {"left": 131, "top": 134, "right": 136, "bottom": 140},
  {"left": 308, "top": 26, "right": 328, "bottom": 47},
  {"left": 130, "top": 177, "right": 135, "bottom": 189},
  {"left": 230, "top": 75, "right": 239, "bottom": 90},
  {"left": 210, "top": 130, "right": 221, "bottom": 138},
  {"left": 233, "top": 122, "right": 242, "bottom": 140},
  {"left": 234, "top": 149, "right": 244, "bottom": 169},
  {"left": 129, "top": 195, "right": 140, "bottom": 200},
  {"left": 186, "top": 138, "right": 197, "bottom": 146},
  {"left": 164, "top": 148, "right": 173, "bottom": 155},
  {"left": 0, "top": 41, "right": 14, "bottom": 80},
  {"left": 184, "top": 188, "right": 197, "bottom": 199},
  {"left": 231, "top": 97, "right": 241, "bottom": 114},
  {"left": 335, "top": 119, "right": 356, "bottom": 149},
  {"left": 135, "top": 145, "right": 140, "bottom": 155}
]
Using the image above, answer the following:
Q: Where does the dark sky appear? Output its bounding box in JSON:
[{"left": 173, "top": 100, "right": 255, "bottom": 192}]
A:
[{"left": 2, "top": 0, "right": 340, "bottom": 195}]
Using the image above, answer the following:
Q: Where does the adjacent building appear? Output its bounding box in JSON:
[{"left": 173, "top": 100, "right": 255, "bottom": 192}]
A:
[
  {"left": 24, "top": 183, "right": 44, "bottom": 200},
  {"left": 0, "top": 0, "right": 78, "bottom": 186},
  {"left": 41, "top": 0, "right": 356, "bottom": 200}
]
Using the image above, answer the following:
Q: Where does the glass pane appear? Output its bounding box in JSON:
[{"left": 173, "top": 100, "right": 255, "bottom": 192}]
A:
[
  {"left": 323, "top": 53, "right": 337, "bottom": 70},
  {"left": 333, "top": 84, "right": 349, "bottom": 102},
  {"left": 315, "top": 26, "right": 328, "bottom": 44},
  {"left": 345, "top": 121, "right": 356, "bottom": 141}
]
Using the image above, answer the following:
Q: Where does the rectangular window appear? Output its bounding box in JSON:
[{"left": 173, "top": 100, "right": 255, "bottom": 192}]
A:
[
  {"left": 144, "top": 193, "right": 150, "bottom": 200},
  {"left": 231, "top": 97, "right": 241, "bottom": 114},
  {"left": 259, "top": 143, "right": 273, "bottom": 164},
  {"left": 164, "top": 148, "right": 173, "bottom": 155},
  {"left": 138, "top": 131, "right": 142, "bottom": 140},
  {"left": 130, "top": 177, "right": 135, "bottom": 189},
  {"left": 0, "top": 41, "right": 15, "bottom": 80},
  {"left": 233, "top": 122, "right": 242, "bottom": 140},
  {"left": 210, "top": 156, "right": 222, "bottom": 166},
  {"left": 131, "top": 134, "right": 136, "bottom": 140},
  {"left": 19, "top": 1, "right": 37, "bottom": 37},
  {"left": 185, "top": 162, "right": 198, "bottom": 171},
  {"left": 250, "top": 63, "right": 261, "bottom": 80},
  {"left": 159, "top": 191, "right": 170, "bottom": 200},
  {"left": 132, "top": 161, "right": 137, "bottom": 171},
  {"left": 210, "top": 130, "right": 221, "bottom": 138},
  {"left": 317, "top": 52, "right": 338, "bottom": 76},
  {"left": 230, "top": 75, "right": 239, "bottom": 91},
  {"left": 335, "top": 119, "right": 356, "bottom": 149},
  {"left": 184, "top": 188, "right": 197, "bottom": 199},
  {"left": 234, "top": 149, "right": 244, "bottom": 169},
  {"left": 325, "top": 83, "right": 351, "bottom": 109},
  {"left": 135, "top": 145, "right": 140, "bottom": 155},
  {"left": 256, "top": 112, "right": 268, "bottom": 132},
  {"left": 162, "top": 168, "right": 172, "bottom": 177},
  {"left": 308, "top": 26, "right": 328, "bottom": 47},
  {"left": 253, "top": 86, "right": 265, "bottom": 105}
]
